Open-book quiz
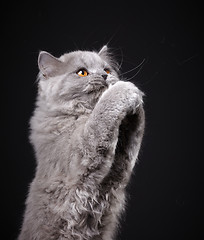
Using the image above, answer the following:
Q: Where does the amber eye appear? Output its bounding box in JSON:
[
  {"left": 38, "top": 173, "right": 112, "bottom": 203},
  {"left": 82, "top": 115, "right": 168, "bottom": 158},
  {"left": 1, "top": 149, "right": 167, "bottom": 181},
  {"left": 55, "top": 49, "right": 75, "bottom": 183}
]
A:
[
  {"left": 104, "top": 69, "right": 111, "bottom": 74},
  {"left": 77, "top": 69, "right": 88, "bottom": 77}
]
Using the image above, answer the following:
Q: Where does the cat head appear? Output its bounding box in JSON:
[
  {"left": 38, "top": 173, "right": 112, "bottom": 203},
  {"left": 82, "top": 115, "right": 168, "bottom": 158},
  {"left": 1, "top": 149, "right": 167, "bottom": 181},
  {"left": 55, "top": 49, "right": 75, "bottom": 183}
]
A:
[{"left": 37, "top": 46, "right": 120, "bottom": 114}]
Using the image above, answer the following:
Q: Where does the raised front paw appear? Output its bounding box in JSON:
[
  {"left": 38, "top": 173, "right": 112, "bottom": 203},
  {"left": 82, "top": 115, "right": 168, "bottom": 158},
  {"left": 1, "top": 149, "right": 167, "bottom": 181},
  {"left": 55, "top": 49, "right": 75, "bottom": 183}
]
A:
[{"left": 110, "top": 81, "right": 144, "bottom": 113}]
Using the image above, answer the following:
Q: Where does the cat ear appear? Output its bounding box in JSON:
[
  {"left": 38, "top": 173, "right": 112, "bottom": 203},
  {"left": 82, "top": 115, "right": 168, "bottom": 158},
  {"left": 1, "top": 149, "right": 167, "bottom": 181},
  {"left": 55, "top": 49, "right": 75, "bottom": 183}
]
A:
[
  {"left": 38, "top": 51, "right": 62, "bottom": 78},
  {"left": 98, "top": 45, "right": 108, "bottom": 56}
]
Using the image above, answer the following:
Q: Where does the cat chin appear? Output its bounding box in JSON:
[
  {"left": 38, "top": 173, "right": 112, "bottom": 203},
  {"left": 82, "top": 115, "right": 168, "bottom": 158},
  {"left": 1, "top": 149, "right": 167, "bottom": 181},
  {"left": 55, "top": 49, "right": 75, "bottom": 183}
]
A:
[{"left": 83, "top": 82, "right": 108, "bottom": 94}]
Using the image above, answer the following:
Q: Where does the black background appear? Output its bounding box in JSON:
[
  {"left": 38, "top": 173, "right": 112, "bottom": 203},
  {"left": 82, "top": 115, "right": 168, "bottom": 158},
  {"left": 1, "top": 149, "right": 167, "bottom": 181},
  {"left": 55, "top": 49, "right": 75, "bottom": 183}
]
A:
[{"left": 3, "top": 1, "right": 203, "bottom": 239}]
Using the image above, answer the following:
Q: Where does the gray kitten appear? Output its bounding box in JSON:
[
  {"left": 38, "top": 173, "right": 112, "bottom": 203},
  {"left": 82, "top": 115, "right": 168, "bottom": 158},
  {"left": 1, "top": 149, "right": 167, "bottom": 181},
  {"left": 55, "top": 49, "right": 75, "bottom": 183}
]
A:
[{"left": 18, "top": 46, "right": 145, "bottom": 240}]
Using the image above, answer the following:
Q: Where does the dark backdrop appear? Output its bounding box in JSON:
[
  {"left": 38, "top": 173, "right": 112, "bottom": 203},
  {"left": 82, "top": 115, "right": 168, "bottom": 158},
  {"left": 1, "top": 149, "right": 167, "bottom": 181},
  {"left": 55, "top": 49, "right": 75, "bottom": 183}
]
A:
[{"left": 3, "top": 1, "right": 203, "bottom": 239}]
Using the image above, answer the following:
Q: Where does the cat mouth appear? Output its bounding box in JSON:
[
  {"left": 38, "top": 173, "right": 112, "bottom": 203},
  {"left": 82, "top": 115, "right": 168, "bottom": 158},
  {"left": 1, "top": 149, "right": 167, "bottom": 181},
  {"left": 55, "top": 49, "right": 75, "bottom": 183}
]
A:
[
  {"left": 84, "top": 79, "right": 108, "bottom": 93},
  {"left": 90, "top": 79, "right": 108, "bottom": 87}
]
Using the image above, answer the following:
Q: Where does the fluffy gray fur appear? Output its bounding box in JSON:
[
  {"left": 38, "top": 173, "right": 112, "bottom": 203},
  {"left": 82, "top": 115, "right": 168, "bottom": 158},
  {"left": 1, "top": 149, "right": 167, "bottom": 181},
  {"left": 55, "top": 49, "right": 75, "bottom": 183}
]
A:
[{"left": 18, "top": 46, "right": 145, "bottom": 240}]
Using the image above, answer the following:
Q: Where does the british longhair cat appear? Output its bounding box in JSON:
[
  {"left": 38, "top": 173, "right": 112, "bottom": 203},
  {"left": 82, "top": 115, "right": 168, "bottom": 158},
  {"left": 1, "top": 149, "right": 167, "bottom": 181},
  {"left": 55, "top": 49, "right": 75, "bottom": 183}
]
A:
[{"left": 18, "top": 46, "right": 145, "bottom": 240}]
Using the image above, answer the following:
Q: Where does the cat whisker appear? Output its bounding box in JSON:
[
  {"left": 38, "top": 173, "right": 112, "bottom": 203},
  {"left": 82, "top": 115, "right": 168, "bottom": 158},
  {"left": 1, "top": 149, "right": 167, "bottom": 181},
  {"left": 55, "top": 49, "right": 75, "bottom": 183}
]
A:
[
  {"left": 118, "top": 47, "right": 124, "bottom": 70},
  {"left": 124, "top": 60, "right": 146, "bottom": 82},
  {"left": 92, "top": 81, "right": 106, "bottom": 86},
  {"left": 89, "top": 79, "right": 108, "bottom": 87},
  {"left": 82, "top": 79, "right": 107, "bottom": 94},
  {"left": 119, "top": 58, "right": 146, "bottom": 77}
]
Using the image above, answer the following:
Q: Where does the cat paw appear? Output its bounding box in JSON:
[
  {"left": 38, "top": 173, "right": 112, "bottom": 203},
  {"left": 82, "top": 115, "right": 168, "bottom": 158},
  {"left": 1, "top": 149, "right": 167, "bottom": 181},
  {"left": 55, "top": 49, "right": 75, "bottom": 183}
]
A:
[{"left": 112, "top": 81, "right": 144, "bottom": 111}]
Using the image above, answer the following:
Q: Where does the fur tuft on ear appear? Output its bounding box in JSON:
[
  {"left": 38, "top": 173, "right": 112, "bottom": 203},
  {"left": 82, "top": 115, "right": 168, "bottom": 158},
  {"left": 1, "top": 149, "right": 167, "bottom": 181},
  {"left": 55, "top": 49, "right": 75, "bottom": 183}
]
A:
[
  {"left": 38, "top": 51, "right": 62, "bottom": 78},
  {"left": 98, "top": 45, "right": 108, "bottom": 56},
  {"left": 98, "top": 45, "right": 120, "bottom": 73}
]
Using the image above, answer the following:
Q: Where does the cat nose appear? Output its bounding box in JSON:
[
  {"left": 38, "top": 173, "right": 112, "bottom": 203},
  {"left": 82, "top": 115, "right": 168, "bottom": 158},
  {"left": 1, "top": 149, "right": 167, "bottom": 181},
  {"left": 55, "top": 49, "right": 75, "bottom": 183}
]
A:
[{"left": 102, "top": 74, "right": 107, "bottom": 80}]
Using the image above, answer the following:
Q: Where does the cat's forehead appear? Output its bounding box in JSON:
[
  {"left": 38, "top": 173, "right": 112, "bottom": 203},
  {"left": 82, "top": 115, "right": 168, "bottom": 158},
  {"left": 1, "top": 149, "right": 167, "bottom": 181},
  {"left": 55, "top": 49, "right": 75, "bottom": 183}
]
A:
[{"left": 60, "top": 51, "right": 106, "bottom": 68}]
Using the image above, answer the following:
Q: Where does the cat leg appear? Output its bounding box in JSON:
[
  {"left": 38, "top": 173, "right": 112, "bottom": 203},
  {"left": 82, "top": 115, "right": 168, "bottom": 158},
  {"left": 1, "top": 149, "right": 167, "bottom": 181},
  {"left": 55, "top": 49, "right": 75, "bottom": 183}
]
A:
[
  {"left": 65, "top": 81, "right": 142, "bottom": 239},
  {"left": 102, "top": 103, "right": 145, "bottom": 190},
  {"left": 98, "top": 93, "right": 144, "bottom": 240},
  {"left": 78, "top": 81, "right": 143, "bottom": 185}
]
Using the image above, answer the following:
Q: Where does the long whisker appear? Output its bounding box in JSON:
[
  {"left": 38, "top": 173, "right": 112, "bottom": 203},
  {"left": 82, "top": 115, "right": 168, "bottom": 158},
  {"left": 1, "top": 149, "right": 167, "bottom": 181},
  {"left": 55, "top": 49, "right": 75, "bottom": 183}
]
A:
[
  {"left": 118, "top": 47, "right": 124, "bottom": 70},
  {"left": 124, "top": 60, "right": 146, "bottom": 81},
  {"left": 119, "top": 58, "right": 146, "bottom": 76}
]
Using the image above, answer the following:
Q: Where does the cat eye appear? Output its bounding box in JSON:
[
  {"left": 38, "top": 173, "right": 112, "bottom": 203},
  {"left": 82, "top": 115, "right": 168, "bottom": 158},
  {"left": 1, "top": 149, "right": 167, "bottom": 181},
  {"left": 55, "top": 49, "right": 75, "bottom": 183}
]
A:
[
  {"left": 104, "top": 69, "right": 111, "bottom": 74},
  {"left": 77, "top": 69, "right": 88, "bottom": 77}
]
